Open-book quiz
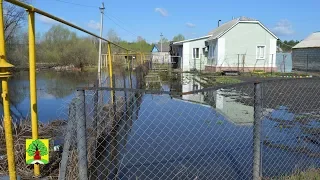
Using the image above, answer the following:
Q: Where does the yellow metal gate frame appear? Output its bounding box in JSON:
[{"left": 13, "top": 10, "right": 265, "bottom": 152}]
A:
[{"left": 0, "top": 0, "right": 148, "bottom": 178}]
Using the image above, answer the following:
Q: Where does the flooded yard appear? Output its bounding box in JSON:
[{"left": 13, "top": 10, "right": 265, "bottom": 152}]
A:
[{"left": 2, "top": 69, "right": 320, "bottom": 179}]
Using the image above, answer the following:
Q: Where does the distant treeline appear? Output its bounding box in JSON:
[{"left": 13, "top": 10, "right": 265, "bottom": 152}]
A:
[
  {"left": 5, "top": 25, "right": 154, "bottom": 68},
  {"left": 5, "top": 24, "right": 185, "bottom": 68},
  {"left": 277, "top": 40, "right": 300, "bottom": 52}
]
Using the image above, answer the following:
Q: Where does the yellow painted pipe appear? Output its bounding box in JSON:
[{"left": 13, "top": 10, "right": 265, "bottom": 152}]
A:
[
  {"left": 126, "top": 50, "right": 129, "bottom": 70},
  {"left": 107, "top": 42, "right": 114, "bottom": 103},
  {"left": 0, "top": 1, "right": 17, "bottom": 179},
  {"left": 28, "top": 10, "right": 40, "bottom": 176},
  {"left": 1, "top": 80, "right": 17, "bottom": 180}
]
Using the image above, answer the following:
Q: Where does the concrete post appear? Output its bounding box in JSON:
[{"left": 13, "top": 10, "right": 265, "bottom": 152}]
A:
[
  {"left": 59, "top": 99, "right": 76, "bottom": 180},
  {"left": 76, "top": 90, "right": 88, "bottom": 180},
  {"left": 253, "top": 82, "right": 262, "bottom": 180}
]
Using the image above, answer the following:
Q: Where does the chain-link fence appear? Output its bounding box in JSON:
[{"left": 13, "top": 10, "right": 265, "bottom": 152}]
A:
[{"left": 58, "top": 77, "right": 320, "bottom": 180}]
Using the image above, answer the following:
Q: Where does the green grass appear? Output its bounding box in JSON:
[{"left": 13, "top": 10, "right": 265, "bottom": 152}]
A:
[
  {"left": 271, "top": 169, "right": 320, "bottom": 180},
  {"left": 82, "top": 66, "right": 98, "bottom": 72},
  {"left": 251, "top": 71, "right": 310, "bottom": 78},
  {"left": 215, "top": 77, "right": 242, "bottom": 84}
]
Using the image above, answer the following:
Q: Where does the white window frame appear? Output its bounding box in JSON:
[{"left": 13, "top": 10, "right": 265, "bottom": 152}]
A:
[
  {"left": 193, "top": 48, "right": 200, "bottom": 59},
  {"left": 256, "top": 45, "right": 266, "bottom": 59}
]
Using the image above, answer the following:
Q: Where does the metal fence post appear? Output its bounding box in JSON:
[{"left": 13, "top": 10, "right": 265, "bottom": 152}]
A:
[
  {"left": 271, "top": 54, "right": 273, "bottom": 75},
  {"left": 59, "top": 99, "right": 76, "bottom": 180},
  {"left": 107, "top": 42, "right": 114, "bottom": 103},
  {"left": 306, "top": 54, "right": 309, "bottom": 73},
  {"left": 237, "top": 54, "right": 240, "bottom": 72},
  {"left": 253, "top": 82, "right": 262, "bottom": 180},
  {"left": 200, "top": 56, "right": 202, "bottom": 73},
  {"left": 283, "top": 55, "right": 286, "bottom": 73},
  {"left": 242, "top": 54, "right": 245, "bottom": 73},
  {"left": 76, "top": 90, "right": 88, "bottom": 180}
]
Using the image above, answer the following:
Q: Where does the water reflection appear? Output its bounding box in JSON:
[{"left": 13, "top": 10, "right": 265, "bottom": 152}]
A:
[
  {"left": 167, "top": 73, "right": 256, "bottom": 125},
  {"left": 3, "top": 70, "right": 137, "bottom": 122}
]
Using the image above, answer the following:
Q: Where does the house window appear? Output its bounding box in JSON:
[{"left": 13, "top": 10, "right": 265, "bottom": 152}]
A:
[
  {"left": 256, "top": 45, "right": 266, "bottom": 59},
  {"left": 193, "top": 48, "right": 200, "bottom": 59}
]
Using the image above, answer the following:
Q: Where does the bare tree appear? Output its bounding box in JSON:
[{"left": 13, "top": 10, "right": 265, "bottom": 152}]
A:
[{"left": 3, "top": 1, "right": 28, "bottom": 43}]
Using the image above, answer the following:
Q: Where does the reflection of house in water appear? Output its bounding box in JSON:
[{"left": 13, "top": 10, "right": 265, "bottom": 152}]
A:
[
  {"left": 210, "top": 89, "right": 254, "bottom": 125},
  {"left": 169, "top": 73, "right": 206, "bottom": 103},
  {"left": 181, "top": 73, "right": 205, "bottom": 103},
  {"left": 170, "top": 75, "right": 255, "bottom": 125}
]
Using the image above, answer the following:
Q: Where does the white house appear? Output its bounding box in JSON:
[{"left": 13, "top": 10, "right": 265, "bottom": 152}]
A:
[
  {"left": 151, "top": 43, "right": 171, "bottom": 63},
  {"left": 171, "top": 17, "right": 279, "bottom": 72}
]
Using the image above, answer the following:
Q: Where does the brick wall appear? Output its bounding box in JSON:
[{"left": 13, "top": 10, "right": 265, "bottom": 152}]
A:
[{"left": 292, "top": 48, "right": 320, "bottom": 71}]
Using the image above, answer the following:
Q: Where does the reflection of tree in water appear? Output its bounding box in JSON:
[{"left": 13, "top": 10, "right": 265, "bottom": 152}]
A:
[
  {"left": 42, "top": 71, "right": 97, "bottom": 98},
  {"left": 8, "top": 80, "right": 28, "bottom": 105},
  {"left": 0, "top": 72, "right": 30, "bottom": 119}
]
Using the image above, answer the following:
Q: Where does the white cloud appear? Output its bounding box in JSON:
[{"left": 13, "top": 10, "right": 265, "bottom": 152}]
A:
[
  {"left": 155, "top": 8, "right": 168, "bottom": 17},
  {"left": 272, "top": 19, "right": 294, "bottom": 36},
  {"left": 186, "top": 22, "right": 196, "bottom": 28},
  {"left": 38, "top": 15, "right": 57, "bottom": 25},
  {"left": 87, "top": 20, "right": 101, "bottom": 30}
]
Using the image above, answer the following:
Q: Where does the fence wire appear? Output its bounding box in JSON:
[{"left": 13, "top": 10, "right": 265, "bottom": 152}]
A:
[{"left": 58, "top": 78, "right": 320, "bottom": 180}]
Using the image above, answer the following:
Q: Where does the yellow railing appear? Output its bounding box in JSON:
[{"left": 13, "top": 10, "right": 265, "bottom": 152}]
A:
[
  {"left": 0, "top": 1, "right": 16, "bottom": 179},
  {"left": 0, "top": 0, "right": 146, "bottom": 178}
]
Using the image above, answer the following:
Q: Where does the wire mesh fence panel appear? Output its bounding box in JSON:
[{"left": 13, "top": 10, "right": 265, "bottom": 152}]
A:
[
  {"left": 59, "top": 82, "right": 259, "bottom": 180},
  {"left": 261, "top": 78, "right": 320, "bottom": 178},
  {"left": 57, "top": 78, "right": 320, "bottom": 180}
]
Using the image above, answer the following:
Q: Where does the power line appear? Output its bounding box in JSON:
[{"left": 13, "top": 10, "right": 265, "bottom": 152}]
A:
[
  {"left": 103, "top": 13, "right": 138, "bottom": 38},
  {"left": 52, "top": 0, "right": 98, "bottom": 8},
  {"left": 50, "top": 0, "right": 153, "bottom": 46},
  {"left": 103, "top": 12, "right": 156, "bottom": 45}
]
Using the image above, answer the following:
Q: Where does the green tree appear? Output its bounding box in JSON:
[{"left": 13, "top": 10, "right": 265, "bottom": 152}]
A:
[
  {"left": 27, "top": 139, "right": 48, "bottom": 157},
  {"left": 278, "top": 39, "right": 300, "bottom": 52},
  {"left": 172, "top": 34, "right": 185, "bottom": 42},
  {"left": 37, "top": 25, "right": 97, "bottom": 67}
]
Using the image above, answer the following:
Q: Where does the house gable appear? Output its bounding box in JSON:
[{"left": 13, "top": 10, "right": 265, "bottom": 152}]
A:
[
  {"left": 207, "top": 18, "right": 278, "bottom": 41},
  {"left": 151, "top": 45, "right": 159, "bottom": 52},
  {"left": 219, "top": 21, "right": 278, "bottom": 40},
  {"left": 218, "top": 22, "right": 277, "bottom": 68}
]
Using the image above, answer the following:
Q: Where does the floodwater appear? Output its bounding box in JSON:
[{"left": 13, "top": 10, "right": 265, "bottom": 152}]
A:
[
  {"left": 106, "top": 76, "right": 320, "bottom": 179},
  {"left": 2, "top": 70, "right": 138, "bottom": 122},
  {"left": 3, "top": 70, "right": 320, "bottom": 179}
]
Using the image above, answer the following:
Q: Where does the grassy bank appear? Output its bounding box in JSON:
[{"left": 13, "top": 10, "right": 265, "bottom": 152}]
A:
[{"left": 268, "top": 169, "right": 320, "bottom": 180}]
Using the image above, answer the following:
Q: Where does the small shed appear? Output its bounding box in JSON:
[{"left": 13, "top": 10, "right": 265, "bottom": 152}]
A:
[
  {"left": 292, "top": 32, "right": 320, "bottom": 71},
  {"left": 151, "top": 43, "right": 171, "bottom": 63}
]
